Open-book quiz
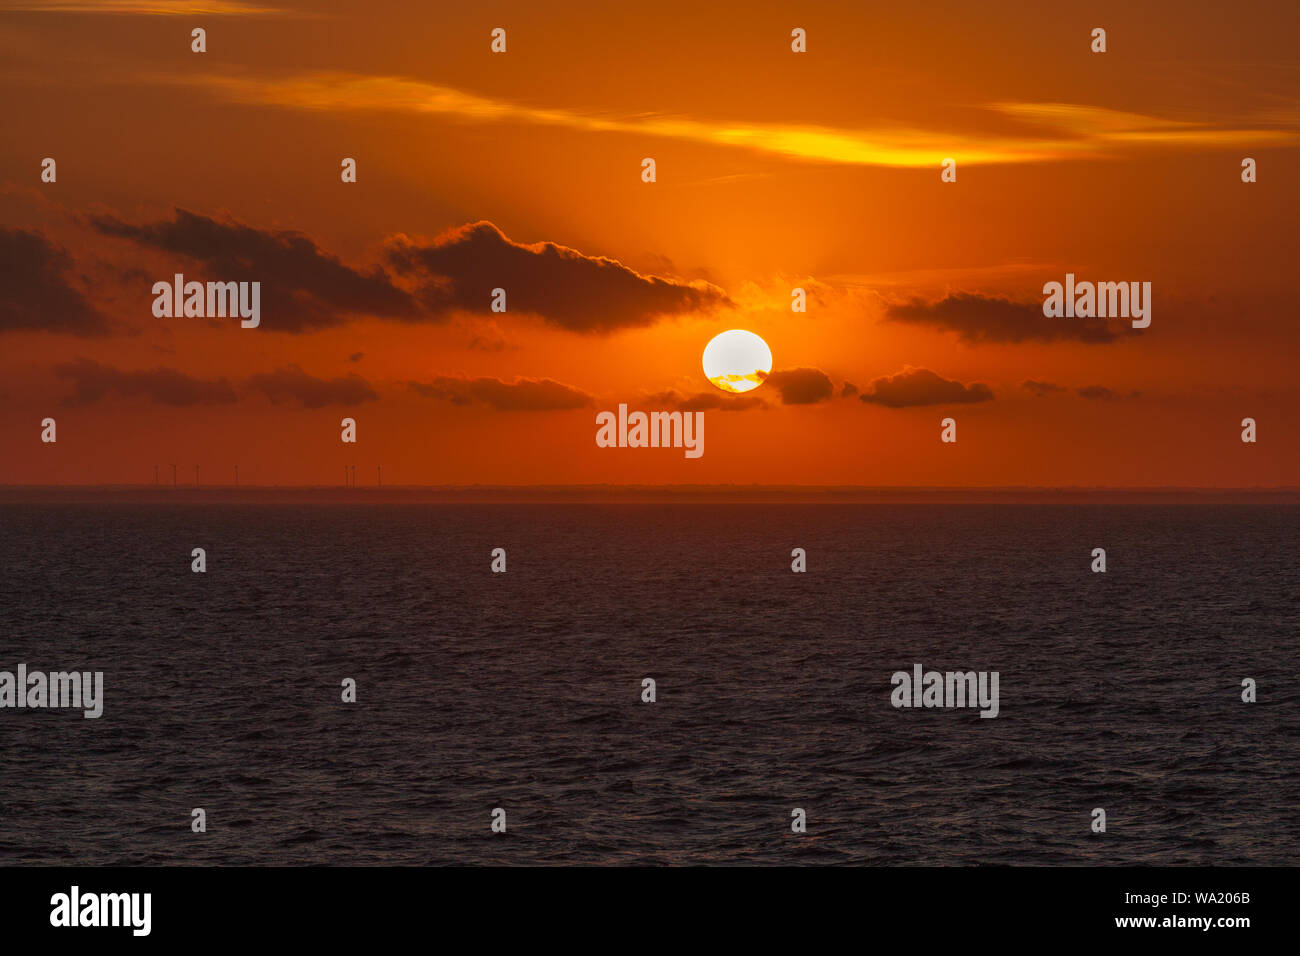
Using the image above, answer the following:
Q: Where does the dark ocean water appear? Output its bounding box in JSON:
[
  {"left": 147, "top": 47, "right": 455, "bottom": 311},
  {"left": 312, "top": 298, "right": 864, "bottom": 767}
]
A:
[{"left": 0, "top": 502, "right": 1296, "bottom": 865}]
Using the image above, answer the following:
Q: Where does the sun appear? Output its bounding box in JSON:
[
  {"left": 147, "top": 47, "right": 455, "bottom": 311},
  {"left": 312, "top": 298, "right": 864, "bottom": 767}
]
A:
[{"left": 702, "top": 329, "right": 773, "bottom": 393}]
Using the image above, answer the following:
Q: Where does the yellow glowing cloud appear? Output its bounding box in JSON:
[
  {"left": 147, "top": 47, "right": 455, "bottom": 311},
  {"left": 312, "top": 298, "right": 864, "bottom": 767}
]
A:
[
  {"left": 991, "top": 101, "right": 1299, "bottom": 148},
  {"left": 160, "top": 71, "right": 1300, "bottom": 168}
]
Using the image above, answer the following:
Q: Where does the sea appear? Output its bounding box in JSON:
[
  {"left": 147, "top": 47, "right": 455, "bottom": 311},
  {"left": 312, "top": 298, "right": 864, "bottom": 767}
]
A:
[{"left": 1, "top": 496, "right": 1296, "bottom": 865}]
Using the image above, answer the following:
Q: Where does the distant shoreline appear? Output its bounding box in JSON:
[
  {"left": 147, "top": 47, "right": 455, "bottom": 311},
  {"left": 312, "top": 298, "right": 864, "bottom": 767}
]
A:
[{"left": 2, "top": 485, "right": 1298, "bottom": 504}]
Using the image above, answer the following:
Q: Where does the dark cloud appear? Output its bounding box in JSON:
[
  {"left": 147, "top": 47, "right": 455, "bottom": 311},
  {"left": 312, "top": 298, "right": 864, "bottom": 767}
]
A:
[
  {"left": 246, "top": 365, "right": 378, "bottom": 408},
  {"left": 384, "top": 221, "right": 730, "bottom": 333},
  {"left": 840, "top": 382, "right": 859, "bottom": 398},
  {"left": 347, "top": 352, "right": 364, "bottom": 363},
  {"left": 641, "top": 388, "right": 767, "bottom": 411},
  {"left": 765, "top": 367, "right": 835, "bottom": 405},
  {"left": 89, "top": 209, "right": 424, "bottom": 332},
  {"left": 467, "top": 335, "right": 509, "bottom": 352},
  {"left": 1021, "top": 379, "right": 1066, "bottom": 396},
  {"left": 87, "top": 211, "right": 726, "bottom": 335},
  {"left": 1022, "top": 380, "right": 1140, "bottom": 400},
  {"left": 54, "top": 358, "right": 236, "bottom": 406},
  {"left": 1077, "top": 385, "right": 1116, "bottom": 400},
  {"left": 465, "top": 320, "right": 512, "bottom": 352},
  {"left": 409, "top": 376, "right": 592, "bottom": 411},
  {"left": 639, "top": 372, "right": 831, "bottom": 410},
  {"left": 1077, "top": 385, "right": 1141, "bottom": 400},
  {"left": 885, "top": 292, "right": 1117, "bottom": 344},
  {"left": 0, "top": 228, "right": 112, "bottom": 335},
  {"left": 859, "top": 366, "right": 994, "bottom": 408}
]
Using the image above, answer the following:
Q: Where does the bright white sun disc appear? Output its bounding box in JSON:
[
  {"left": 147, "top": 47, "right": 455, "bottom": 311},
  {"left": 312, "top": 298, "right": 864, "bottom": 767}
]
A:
[{"left": 702, "top": 329, "right": 772, "bottom": 393}]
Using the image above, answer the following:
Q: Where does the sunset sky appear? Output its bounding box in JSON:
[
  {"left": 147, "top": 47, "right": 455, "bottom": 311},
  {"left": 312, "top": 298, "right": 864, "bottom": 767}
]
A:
[{"left": 2, "top": 0, "right": 1297, "bottom": 487}]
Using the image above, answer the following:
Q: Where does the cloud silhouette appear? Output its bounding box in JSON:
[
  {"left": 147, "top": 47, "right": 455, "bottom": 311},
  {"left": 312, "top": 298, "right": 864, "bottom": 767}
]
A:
[
  {"left": 0, "top": 229, "right": 112, "bottom": 335},
  {"left": 409, "top": 375, "right": 593, "bottom": 411},
  {"left": 246, "top": 365, "right": 378, "bottom": 407},
  {"left": 54, "top": 358, "right": 236, "bottom": 405},
  {"left": 1077, "top": 385, "right": 1116, "bottom": 400},
  {"left": 383, "top": 221, "right": 730, "bottom": 333},
  {"left": 765, "top": 367, "right": 835, "bottom": 405},
  {"left": 859, "top": 366, "right": 994, "bottom": 407},
  {"left": 885, "top": 292, "right": 1117, "bottom": 344},
  {"left": 1021, "top": 379, "right": 1066, "bottom": 396},
  {"left": 1077, "top": 384, "right": 1141, "bottom": 400},
  {"left": 90, "top": 209, "right": 425, "bottom": 332},
  {"left": 89, "top": 211, "right": 726, "bottom": 335}
]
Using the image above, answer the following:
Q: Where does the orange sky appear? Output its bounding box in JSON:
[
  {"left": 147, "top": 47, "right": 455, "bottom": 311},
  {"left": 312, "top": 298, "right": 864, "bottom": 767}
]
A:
[{"left": 1, "top": 0, "right": 1298, "bottom": 487}]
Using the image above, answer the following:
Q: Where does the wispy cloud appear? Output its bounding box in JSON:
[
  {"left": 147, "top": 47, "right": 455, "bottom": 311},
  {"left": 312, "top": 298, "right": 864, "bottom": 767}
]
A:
[
  {"left": 885, "top": 292, "right": 1119, "bottom": 345},
  {"left": 991, "top": 101, "right": 1296, "bottom": 148},
  {"left": 1077, "top": 384, "right": 1141, "bottom": 401},
  {"left": 157, "top": 71, "right": 1300, "bottom": 168},
  {"left": 1021, "top": 379, "right": 1066, "bottom": 397},
  {"left": 246, "top": 364, "right": 378, "bottom": 408},
  {"left": 3, "top": 1, "right": 285, "bottom": 14},
  {"left": 409, "top": 376, "right": 593, "bottom": 412}
]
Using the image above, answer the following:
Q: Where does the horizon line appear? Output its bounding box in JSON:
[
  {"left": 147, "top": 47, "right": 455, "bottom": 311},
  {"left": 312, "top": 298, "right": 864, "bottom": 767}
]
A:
[
  {"left": 3, "top": 483, "right": 1299, "bottom": 504},
  {"left": 2, "top": 482, "right": 1299, "bottom": 491}
]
